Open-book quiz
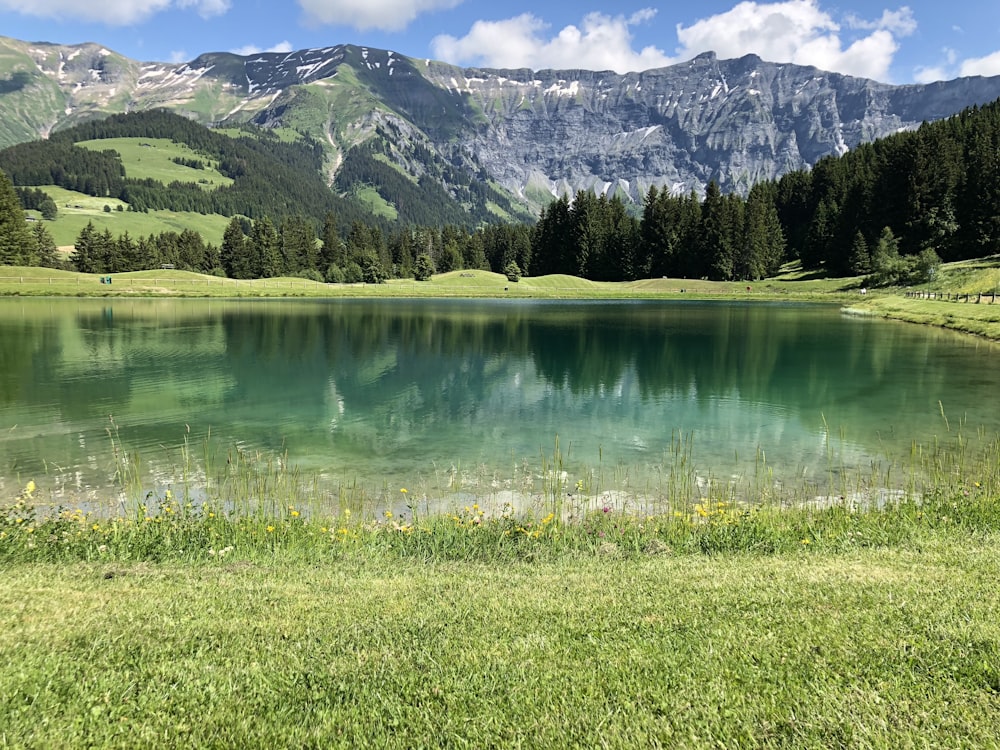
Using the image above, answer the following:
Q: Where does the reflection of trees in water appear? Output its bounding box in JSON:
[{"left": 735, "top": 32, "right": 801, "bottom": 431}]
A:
[
  {"left": 0, "top": 315, "right": 63, "bottom": 407},
  {"left": 208, "top": 300, "right": 999, "bottom": 459},
  {"left": 4, "top": 299, "right": 998, "bottom": 480},
  {"left": 217, "top": 304, "right": 534, "bottom": 456}
]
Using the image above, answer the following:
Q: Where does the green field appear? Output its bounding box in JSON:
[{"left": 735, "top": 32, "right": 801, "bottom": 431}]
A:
[
  {"left": 2, "top": 257, "right": 1000, "bottom": 341},
  {"left": 2, "top": 436, "right": 999, "bottom": 748},
  {"left": 353, "top": 184, "right": 398, "bottom": 220},
  {"left": 18, "top": 136, "right": 237, "bottom": 246},
  {"left": 25, "top": 186, "right": 231, "bottom": 247},
  {"left": 0, "top": 265, "right": 866, "bottom": 303},
  {"left": 1, "top": 542, "right": 997, "bottom": 748},
  {"left": 75, "top": 137, "right": 233, "bottom": 190}
]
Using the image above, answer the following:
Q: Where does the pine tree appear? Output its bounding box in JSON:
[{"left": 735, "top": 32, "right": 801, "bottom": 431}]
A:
[
  {"left": 701, "top": 181, "right": 735, "bottom": 280},
  {"left": 95, "top": 228, "right": 118, "bottom": 273},
  {"left": 0, "top": 168, "right": 32, "bottom": 266},
  {"left": 70, "top": 222, "right": 99, "bottom": 273},
  {"left": 848, "top": 231, "right": 871, "bottom": 275},
  {"left": 177, "top": 229, "right": 206, "bottom": 272},
  {"left": 531, "top": 194, "right": 572, "bottom": 276},
  {"left": 31, "top": 222, "right": 59, "bottom": 268},
  {"left": 251, "top": 217, "right": 282, "bottom": 278},
  {"left": 868, "top": 226, "right": 903, "bottom": 286},
  {"left": 319, "top": 211, "right": 343, "bottom": 271},
  {"left": 221, "top": 217, "right": 248, "bottom": 278},
  {"left": 738, "top": 183, "right": 785, "bottom": 280}
]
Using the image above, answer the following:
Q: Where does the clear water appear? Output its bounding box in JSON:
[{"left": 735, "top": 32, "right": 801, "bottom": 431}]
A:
[{"left": 2, "top": 297, "right": 998, "bottom": 502}]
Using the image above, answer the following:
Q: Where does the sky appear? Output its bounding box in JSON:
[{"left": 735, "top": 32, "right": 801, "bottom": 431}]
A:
[{"left": 0, "top": 0, "right": 998, "bottom": 84}]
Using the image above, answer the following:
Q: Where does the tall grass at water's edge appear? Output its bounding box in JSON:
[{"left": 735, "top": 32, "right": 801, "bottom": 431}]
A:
[{"left": 4, "top": 421, "right": 999, "bottom": 564}]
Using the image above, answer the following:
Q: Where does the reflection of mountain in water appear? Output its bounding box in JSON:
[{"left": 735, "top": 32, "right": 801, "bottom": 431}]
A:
[{"left": 1, "top": 298, "right": 999, "bottom": 493}]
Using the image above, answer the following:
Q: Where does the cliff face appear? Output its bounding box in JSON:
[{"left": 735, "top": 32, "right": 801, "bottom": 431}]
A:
[
  {"left": 418, "top": 52, "right": 1000, "bottom": 203},
  {"left": 3, "top": 35, "right": 1000, "bottom": 212}
]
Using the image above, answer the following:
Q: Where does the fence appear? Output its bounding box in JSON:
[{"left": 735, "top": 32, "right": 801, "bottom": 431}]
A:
[
  {"left": 904, "top": 290, "right": 998, "bottom": 303},
  {"left": 0, "top": 276, "right": 326, "bottom": 289}
]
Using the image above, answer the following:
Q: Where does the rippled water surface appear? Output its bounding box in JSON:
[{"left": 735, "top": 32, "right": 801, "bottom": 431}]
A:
[{"left": 2, "top": 297, "right": 998, "bottom": 501}]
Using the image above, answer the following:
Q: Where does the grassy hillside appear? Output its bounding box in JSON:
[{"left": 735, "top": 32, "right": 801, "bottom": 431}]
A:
[
  {"left": 844, "top": 255, "right": 1000, "bottom": 339},
  {"left": 25, "top": 186, "right": 231, "bottom": 247},
  {"left": 76, "top": 137, "right": 234, "bottom": 189}
]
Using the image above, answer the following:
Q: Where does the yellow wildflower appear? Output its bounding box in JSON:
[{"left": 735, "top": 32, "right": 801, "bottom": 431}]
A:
[{"left": 24, "top": 480, "right": 36, "bottom": 496}]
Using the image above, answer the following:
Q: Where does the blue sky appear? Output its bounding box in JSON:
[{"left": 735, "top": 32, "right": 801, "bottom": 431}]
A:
[{"left": 1, "top": 0, "right": 997, "bottom": 84}]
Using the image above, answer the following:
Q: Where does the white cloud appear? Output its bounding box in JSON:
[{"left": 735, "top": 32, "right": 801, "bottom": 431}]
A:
[
  {"left": 296, "top": 0, "right": 461, "bottom": 33},
  {"left": 177, "top": 0, "right": 230, "bottom": 18},
  {"left": 169, "top": 50, "right": 189, "bottom": 63},
  {"left": 845, "top": 7, "right": 916, "bottom": 36},
  {"left": 674, "top": 0, "right": 913, "bottom": 81},
  {"left": 915, "top": 46, "right": 999, "bottom": 83},
  {"left": 959, "top": 51, "right": 1000, "bottom": 78},
  {"left": 431, "top": 10, "right": 673, "bottom": 73},
  {"left": 231, "top": 41, "right": 295, "bottom": 56},
  {"left": 0, "top": 0, "right": 229, "bottom": 24}
]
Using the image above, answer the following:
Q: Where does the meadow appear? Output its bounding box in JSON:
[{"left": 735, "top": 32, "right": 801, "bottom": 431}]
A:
[
  {"left": 0, "top": 262, "right": 864, "bottom": 301},
  {"left": 2, "top": 423, "right": 999, "bottom": 746},
  {"left": 24, "top": 185, "right": 232, "bottom": 248}
]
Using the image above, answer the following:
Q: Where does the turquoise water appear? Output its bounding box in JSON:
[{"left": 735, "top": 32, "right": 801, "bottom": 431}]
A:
[{"left": 2, "top": 297, "right": 998, "bottom": 502}]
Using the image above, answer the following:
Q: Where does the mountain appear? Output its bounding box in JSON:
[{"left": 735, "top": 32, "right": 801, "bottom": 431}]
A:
[{"left": 3, "top": 35, "right": 1000, "bottom": 218}]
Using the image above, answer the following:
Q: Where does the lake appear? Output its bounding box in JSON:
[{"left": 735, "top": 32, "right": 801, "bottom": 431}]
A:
[{"left": 2, "top": 297, "right": 998, "bottom": 507}]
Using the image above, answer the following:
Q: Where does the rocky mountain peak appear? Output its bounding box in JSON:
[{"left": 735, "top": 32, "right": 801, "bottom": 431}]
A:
[{"left": 3, "top": 34, "right": 1000, "bottom": 216}]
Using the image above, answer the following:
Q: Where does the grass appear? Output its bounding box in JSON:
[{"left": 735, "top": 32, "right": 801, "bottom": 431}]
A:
[
  {"left": 24, "top": 186, "right": 231, "bottom": 247},
  {"left": 849, "top": 254, "right": 1000, "bottom": 341},
  {"left": 851, "top": 295, "right": 1000, "bottom": 339},
  {"left": 353, "top": 184, "right": 399, "bottom": 220},
  {"left": 0, "top": 545, "right": 998, "bottom": 747},
  {"left": 75, "top": 137, "right": 234, "bottom": 190},
  {"left": 2, "top": 473, "right": 999, "bottom": 746},
  {"left": 0, "top": 264, "right": 866, "bottom": 302}
]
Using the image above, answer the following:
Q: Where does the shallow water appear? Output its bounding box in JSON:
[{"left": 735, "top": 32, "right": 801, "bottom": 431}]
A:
[{"left": 2, "top": 297, "right": 998, "bottom": 504}]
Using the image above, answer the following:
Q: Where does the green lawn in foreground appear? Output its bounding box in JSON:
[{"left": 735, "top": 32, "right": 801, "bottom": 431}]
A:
[
  {"left": 1, "top": 539, "right": 998, "bottom": 748},
  {"left": 0, "top": 425, "right": 997, "bottom": 747}
]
